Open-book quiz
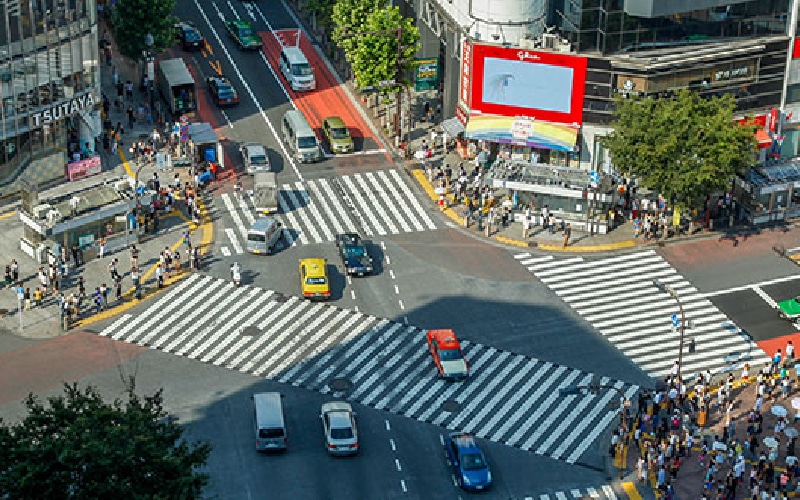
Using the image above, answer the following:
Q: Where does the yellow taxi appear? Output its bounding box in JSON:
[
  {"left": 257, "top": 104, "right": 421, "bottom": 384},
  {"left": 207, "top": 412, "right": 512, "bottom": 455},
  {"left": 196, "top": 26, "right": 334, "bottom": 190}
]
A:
[{"left": 299, "top": 258, "right": 330, "bottom": 300}]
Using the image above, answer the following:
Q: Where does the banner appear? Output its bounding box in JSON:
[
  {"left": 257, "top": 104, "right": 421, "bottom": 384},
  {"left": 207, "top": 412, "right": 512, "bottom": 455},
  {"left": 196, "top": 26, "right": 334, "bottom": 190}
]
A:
[
  {"left": 67, "top": 156, "right": 102, "bottom": 181},
  {"left": 465, "top": 114, "right": 578, "bottom": 152},
  {"left": 414, "top": 58, "right": 439, "bottom": 92}
]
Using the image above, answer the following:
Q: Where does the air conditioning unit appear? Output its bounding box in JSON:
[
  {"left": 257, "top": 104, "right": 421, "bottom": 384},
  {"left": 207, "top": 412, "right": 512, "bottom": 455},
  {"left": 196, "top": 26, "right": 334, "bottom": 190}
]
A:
[
  {"left": 33, "top": 204, "right": 52, "bottom": 219},
  {"left": 542, "top": 33, "right": 558, "bottom": 49},
  {"left": 519, "top": 38, "right": 537, "bottom": 49}
]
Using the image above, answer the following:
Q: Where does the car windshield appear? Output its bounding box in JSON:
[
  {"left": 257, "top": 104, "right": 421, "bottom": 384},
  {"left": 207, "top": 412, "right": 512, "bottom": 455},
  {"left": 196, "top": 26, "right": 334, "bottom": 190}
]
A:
[
  {"left": 343, "top": 246, "right": 366, "bottom": 258},
  {"left": 461, "top": 453, "right": 487, "bottom": 471},
  {"left": 185, "top": 30, "right": 202, "bottom": 42},
  {"left": 247, "top": 233, "right": 266, "bottom": 242},
  {"left": 298, "top": 136, "right": 317, "bottom": 149},
  {"left": 259, "top": 428, "right": 284, "bottom": 439},
  {"left": 306, "top": 277, "right": 327, "bottom": 285},
  {"left": 218, "top": 87, "right": 235, "bottom": 98},
  {"left": 292, "top": 63, "right": 313, "bottom": 76},
  {"left": 330, "top": 427, "right": 354, "bottom": 440},
  {"left": 439, "top": 348, "right": 461, "bottom": 361},
  {"left": 330, "top": 127, "right": 349, "bottom": 139},
  {"left": 240, "top": 27, "right": 253, "bottom": 37},
  {"left": 251, "top": 155, "right": 267, "bottom": 165}
]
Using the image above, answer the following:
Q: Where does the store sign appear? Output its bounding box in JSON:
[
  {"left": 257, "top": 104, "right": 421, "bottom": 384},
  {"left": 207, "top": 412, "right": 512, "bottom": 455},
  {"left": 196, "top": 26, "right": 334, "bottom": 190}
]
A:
[
  {"left": 714, "top": 66, "right": 750, "bottom": 81},
  {"left": 613, "top": 75, "right": 647, "bottom": 96},
  {"left": 414, "top": 58, "right": 439, "bottom": 92},
  {"left": 460, "top": 40, "right": 472, "bottom": 107},
  {"left": 31, "top": 93, "right": 96, "bottom": 127},
  {"left": 67, "top": 156, "right": 102, "bottom": 181},
  {"left": 511, "top": 119, "right": 534, "bottom": 139}
]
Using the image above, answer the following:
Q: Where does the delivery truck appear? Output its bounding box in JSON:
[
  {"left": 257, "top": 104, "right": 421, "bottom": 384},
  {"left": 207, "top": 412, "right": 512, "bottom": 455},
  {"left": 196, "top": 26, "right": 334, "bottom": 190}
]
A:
[
  {"left": 253, "top": 172, "right": 278, "bottom": 214},
  {"left": 157, "top": 58, "right": 197, "bottom": 116}
]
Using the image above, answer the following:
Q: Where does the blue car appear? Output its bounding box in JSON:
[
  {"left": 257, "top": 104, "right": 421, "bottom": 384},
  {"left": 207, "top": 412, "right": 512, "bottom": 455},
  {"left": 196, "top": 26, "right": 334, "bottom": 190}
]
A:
[{"left": 445, "top": 432, "right": 492, "bottom": 491}]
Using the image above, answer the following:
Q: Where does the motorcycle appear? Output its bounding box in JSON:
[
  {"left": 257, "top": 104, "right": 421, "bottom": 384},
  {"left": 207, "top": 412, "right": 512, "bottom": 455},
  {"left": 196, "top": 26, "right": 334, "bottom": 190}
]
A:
[{"left": 231, "top": 263, "right": 241, "bottom": 286}]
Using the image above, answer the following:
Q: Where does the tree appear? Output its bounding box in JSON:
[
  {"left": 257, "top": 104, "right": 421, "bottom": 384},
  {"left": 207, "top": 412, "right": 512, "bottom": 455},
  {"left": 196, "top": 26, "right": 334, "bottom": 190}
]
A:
[
  {"left": 0, "top": 383, "right": 211, "bottom": 499},
  {"left": 331, "top": 0, "right": 386, "bottom": 55},
  {"left": 302, "top": 0, "right": 335, "bottom": 30},
  {"left": 112, "top": 0, "right": 179, "bottom": 60},
  {"left": 347, "top": 6, "right": 420, "bottom": 91},
  {"left": 603, "top": 90, "right": 756, "bottom": 210}
]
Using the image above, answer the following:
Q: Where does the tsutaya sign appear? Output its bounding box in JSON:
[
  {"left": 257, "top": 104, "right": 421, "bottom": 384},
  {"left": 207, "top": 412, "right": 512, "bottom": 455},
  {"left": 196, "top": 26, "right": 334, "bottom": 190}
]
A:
[{"left": 31, "top": 93, "right": 96, "bottom": 127}]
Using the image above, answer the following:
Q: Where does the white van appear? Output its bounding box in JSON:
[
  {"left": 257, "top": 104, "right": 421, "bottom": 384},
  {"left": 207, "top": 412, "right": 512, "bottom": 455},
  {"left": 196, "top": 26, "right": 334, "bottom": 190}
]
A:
[
  {"left": 282, "top": 110, "right": 321, "bottom": 163},
  {"left": 253, "top": 392, "right": 287, "bottom": 452},
  {"left": 246, "top": 217, "right": 283, "bottom": 255},
  {"left": 280, "top": 47, "right": 316, "bottom": 92}
]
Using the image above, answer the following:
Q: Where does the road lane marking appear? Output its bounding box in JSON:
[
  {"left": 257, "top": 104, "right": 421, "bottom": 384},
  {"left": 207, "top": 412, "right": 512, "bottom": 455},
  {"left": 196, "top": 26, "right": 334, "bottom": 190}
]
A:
[
  {"left": 702, "top": 274, "right": 800, "bottom": 297},
  {"left": 753, "top": 285, "right": 779, "bottom": 309}
]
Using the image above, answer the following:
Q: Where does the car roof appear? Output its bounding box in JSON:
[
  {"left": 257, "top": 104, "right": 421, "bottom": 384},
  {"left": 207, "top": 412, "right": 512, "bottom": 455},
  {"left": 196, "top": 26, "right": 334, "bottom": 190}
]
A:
[
  {"left": 429, "top": 329, "right": 460, "bottom": 348},
  {"left": 324, "top": 116, "right": 346, "bottom": 128},
  {"left": 244, "top": 143, "right": 266, "bottom": 153},
  {"left": 450, "top": 432, "right": 480, "bottom": 451},
  {"left": 301, "top": 258, "right": 327, "bottom": 276},
  {"left": 322, "top": 401, "right": 352, "bottom": 414}
]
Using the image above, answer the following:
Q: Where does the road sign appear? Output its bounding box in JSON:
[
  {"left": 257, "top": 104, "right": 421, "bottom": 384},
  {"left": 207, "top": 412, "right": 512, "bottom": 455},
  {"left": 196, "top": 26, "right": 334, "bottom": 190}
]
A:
[
  {"left": 671, "top": 314, "right": 680, "bottom": 328},
  {"left": 179, "top": 114, "right": 189, "bottom": 124},
  {"left": 589, "top": 171, "right": 600, "bottom": 183}
]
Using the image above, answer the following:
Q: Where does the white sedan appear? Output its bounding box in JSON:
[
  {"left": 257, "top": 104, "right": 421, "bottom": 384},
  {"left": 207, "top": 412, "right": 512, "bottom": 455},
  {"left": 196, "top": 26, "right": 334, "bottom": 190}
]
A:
[{"left": 320, "top": 401, "right": 359, "bottom": 456}]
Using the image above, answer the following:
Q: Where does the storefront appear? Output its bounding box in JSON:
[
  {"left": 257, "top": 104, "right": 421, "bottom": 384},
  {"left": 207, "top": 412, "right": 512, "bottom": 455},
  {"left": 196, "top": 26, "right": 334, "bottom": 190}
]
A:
[{"left": 735, "top": 160, "right": 800, "bottom": 224}]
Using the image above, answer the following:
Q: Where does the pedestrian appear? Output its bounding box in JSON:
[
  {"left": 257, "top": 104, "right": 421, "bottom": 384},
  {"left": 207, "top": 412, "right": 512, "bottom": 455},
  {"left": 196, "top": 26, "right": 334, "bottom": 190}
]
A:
[
  {"left": 98, "top": 236, "right": 106, "bottom": 259},
  {"left": 10, "top": 259, "right": 18, "bottom": 282},
  {"left": 93, "top": 287, "right": 102, "bottom": 313},
  {"left": 774, "top": 349, "right": 783, "bottom": 366},
  {"left": 173, "top": 251, "right": 181, "bottom": 272},
  {"left": 548, "top": 214, "right": 556, "bottom": 234},
  {"left": 155, "top": 264, "right": 163, "bottom": 289},
  {"left": 522, "top": 215, "right": 531, "bottom": 238},
  {"left": 787, "top": 340, "right": 795, "bottom": 361},
  {"left": 130, "top": 245, "right": 139, "bottom": 268},
  {"left": 108, "top": 258, "right": 120, "bottom": 281},
  {"left": 126, "top": 105, "right": 134, "bottom": 129},
  {"left": 100, "top": 283, "right": 109, "bottom": 308},
  {"left": 562, "top": 223, "right": 571, "bottom": 248},
  {"left": 23, "top": 287, "right": 31, "bottom": 310},
  {"left": 114, "top": 278, "right": 122, "bottom": 301}
]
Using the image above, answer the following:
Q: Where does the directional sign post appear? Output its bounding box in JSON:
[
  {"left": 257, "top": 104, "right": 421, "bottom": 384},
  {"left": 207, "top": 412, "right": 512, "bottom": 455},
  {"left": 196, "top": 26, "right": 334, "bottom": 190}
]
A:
[
  {"left": 589, "top": 170, "right": 600, "bottom": 183},
  {"left": 15, "top": 286, "right": 24, "bottom": 331}
]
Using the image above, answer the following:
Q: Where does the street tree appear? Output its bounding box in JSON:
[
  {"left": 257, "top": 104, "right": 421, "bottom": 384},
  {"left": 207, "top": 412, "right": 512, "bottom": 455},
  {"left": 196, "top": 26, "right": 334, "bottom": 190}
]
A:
[
  {"left": 0, "top": 383, "right": 211, "bottom": 499},
  {"left": 112, "top": 0, "right": 178, "bottom": 60},
  {"left": 302, "top": 0, "right": 335, "bottom": 29},
  {"left": 347, "top": 5, "right": 420, "bottom": 91},
  {"left": 604, "top": 90, "right": 755, "bottom": 210},
  {"left": 331, "top": 0, "right": 387, "bottom": 54}
]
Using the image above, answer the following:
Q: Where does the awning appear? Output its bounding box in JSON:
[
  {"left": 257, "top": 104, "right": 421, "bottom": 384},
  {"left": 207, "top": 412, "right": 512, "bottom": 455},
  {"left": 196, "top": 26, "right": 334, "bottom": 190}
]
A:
[
  {"left": 440, "top": 116, "right": 465, "bottom": 138},
  {"left": 756, "top": 129, "right": 772, "bottom": 149},
  {"left": 465, "top": 114, "right": 578, "bottom": 153}
]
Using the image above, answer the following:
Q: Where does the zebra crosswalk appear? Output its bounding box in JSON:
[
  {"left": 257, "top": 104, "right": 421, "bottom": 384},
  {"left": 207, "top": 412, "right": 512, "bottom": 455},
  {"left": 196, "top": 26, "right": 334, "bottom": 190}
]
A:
[
  {"left": 218, "top": 169, "right": 437, "bottom": 255},
  {"left": 514, "top": 250, "right": 770, "bottom": 379},
  {"left": 528, "top": 484, "right": 622, "bottom": 500},
  {"left": 98, "top": 273, "right": 639, "bottom": 464}
]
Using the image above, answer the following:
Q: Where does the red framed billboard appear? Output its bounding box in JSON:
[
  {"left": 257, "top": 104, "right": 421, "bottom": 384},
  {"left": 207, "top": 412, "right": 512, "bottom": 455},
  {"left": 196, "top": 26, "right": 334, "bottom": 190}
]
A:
[{"left": 466, "top": 43, "right": 588, "bottom": 126}]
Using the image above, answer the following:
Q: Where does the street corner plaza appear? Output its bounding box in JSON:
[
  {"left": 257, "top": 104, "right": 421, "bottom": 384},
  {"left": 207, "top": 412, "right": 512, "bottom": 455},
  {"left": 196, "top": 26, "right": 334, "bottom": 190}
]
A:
[
  {"left": 513, "top": 250, "right": 771, "bottom": 378},
  {"left": 217, "top": 169, "right": 439, "bottom": 255},
  {"left": 97, "top": 273, "right": 638, "bottom": 464}
]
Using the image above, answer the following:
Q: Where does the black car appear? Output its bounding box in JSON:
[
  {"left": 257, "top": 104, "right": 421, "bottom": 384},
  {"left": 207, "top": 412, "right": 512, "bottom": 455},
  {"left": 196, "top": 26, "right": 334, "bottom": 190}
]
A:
[
  {"left": 206, "top": 75, "right": 240, "bottom": 107},
  {"left": 175, "top": 22, "right": 204, "bottom": 51},
  {"left": 335, "top": 233, "right": 373, "bottom": 276}
]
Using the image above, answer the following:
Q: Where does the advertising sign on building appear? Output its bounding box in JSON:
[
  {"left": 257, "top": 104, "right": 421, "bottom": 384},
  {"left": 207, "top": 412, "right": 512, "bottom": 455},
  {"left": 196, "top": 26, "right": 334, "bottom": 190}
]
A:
[
  {"left": 463, "top": 43, "right": 588, "bottom": 126},
  {"left": 414, "top": 58, "right": 439, "bottom": 92},
  {"left": 31, "top": 93, "right": 96, "bottom": 127},
  {"left": 66, "top": 156, "right": 102, "bottom": 181}
]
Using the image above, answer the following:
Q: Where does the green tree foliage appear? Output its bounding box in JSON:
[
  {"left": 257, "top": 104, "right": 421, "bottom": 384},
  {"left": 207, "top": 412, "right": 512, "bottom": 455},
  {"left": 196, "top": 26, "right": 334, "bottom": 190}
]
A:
[
  {"left": 112, "top": 0, "right": 179, "bottom": 60},
  {"left": 604, "top": 90, "right": 756, "bottom": 209},
  {"left": 0, "top": 383, "right": 211, "bottom": 499},
  {"left": 303, "top": 0, "right": 335, "bottom": 28},
  {"left": 331, "top": 0, "right": 386, "bottom": 54},
  {"left": 348, "top": 6, "right": 420, "bottom": 91}
]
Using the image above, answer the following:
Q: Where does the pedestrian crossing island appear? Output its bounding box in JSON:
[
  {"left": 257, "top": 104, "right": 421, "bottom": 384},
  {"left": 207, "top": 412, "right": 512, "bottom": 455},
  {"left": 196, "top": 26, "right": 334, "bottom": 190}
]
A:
[
  {"left": 98, "top": 273, "right": 639, "bottom": 464},
  {"left": 219, "top": 169, "right": 438, "bottom": 255}
]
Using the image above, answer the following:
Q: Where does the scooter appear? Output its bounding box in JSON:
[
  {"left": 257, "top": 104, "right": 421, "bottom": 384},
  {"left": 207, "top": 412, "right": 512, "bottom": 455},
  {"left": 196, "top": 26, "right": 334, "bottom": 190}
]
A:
[{"left": 231, "top": 263, "right": 241, "bottom": 286}]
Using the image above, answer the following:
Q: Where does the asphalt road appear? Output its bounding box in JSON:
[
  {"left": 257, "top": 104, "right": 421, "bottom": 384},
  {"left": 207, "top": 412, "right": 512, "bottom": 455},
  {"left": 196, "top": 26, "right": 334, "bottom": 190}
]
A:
[{"left": 658, "top": 229, "right": 800, "bottom": 349}]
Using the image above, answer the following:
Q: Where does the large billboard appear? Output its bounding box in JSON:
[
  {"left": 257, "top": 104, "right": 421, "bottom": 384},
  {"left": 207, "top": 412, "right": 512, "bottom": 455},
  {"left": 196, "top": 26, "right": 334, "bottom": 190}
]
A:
[{"left": 464, "top": 43, "right": 588, "bottom": 126}]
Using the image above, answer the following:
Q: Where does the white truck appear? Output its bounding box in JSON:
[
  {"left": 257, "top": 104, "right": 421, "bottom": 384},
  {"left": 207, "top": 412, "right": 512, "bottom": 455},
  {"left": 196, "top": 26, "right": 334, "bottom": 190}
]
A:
[{"left": 253, "top": 172, "right": 278, "bottom": 214}]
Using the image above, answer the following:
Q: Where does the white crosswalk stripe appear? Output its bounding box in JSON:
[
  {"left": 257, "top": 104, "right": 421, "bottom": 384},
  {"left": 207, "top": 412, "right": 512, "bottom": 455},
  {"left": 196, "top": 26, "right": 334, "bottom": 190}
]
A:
[
  {"left": 97, "top": 273, "right": 638, "bottom": 464},
  {"left": 520, "top": 483, "right": 621, "bottom": 500},
  {"left": 514, "top": 249, "right": 771, "bottom": 379},
  {"left": 217, "top": 169, "right": 438, "bottom": 253}
]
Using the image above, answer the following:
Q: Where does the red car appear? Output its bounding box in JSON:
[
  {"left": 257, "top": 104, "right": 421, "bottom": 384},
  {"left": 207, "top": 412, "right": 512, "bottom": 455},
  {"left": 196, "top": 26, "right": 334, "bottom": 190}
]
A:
[{"left": 426, "top": 329, "right": 469, "bottom": 380}]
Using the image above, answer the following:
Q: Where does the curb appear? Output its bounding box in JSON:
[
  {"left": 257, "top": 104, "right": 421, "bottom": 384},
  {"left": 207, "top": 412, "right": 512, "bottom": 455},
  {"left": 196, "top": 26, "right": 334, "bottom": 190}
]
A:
[{"left": 410, "top": 169, "right": 642, "bottom": 253}]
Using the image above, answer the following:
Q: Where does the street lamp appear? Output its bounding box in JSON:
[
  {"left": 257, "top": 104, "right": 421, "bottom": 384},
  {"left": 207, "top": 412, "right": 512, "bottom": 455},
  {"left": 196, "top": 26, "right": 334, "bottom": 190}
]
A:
[
  {"left": 653, "top": 279, "right": 686, "bottom": 382},
  {"left": 143, "top": 33, "right": 155, "bottom": 122}
]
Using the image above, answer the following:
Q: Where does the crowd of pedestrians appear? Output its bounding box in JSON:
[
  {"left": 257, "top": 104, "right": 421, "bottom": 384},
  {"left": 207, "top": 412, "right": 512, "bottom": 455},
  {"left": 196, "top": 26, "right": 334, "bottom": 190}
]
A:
[{"left": 615, "top": 345, "right": 800, "bottom": 500}]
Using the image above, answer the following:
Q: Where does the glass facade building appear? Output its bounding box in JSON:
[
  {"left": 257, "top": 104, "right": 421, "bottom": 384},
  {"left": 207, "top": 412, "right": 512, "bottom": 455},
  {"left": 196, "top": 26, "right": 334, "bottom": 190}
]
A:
[{"left": 0, "top": 0, "right": 101, "bottom": 194}]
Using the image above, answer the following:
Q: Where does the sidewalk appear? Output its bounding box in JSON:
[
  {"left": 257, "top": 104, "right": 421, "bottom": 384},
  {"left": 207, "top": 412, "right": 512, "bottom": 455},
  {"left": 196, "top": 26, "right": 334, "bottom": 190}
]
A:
[{"left": 0, "top": 18, "right": 213, "bottom": 338}]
